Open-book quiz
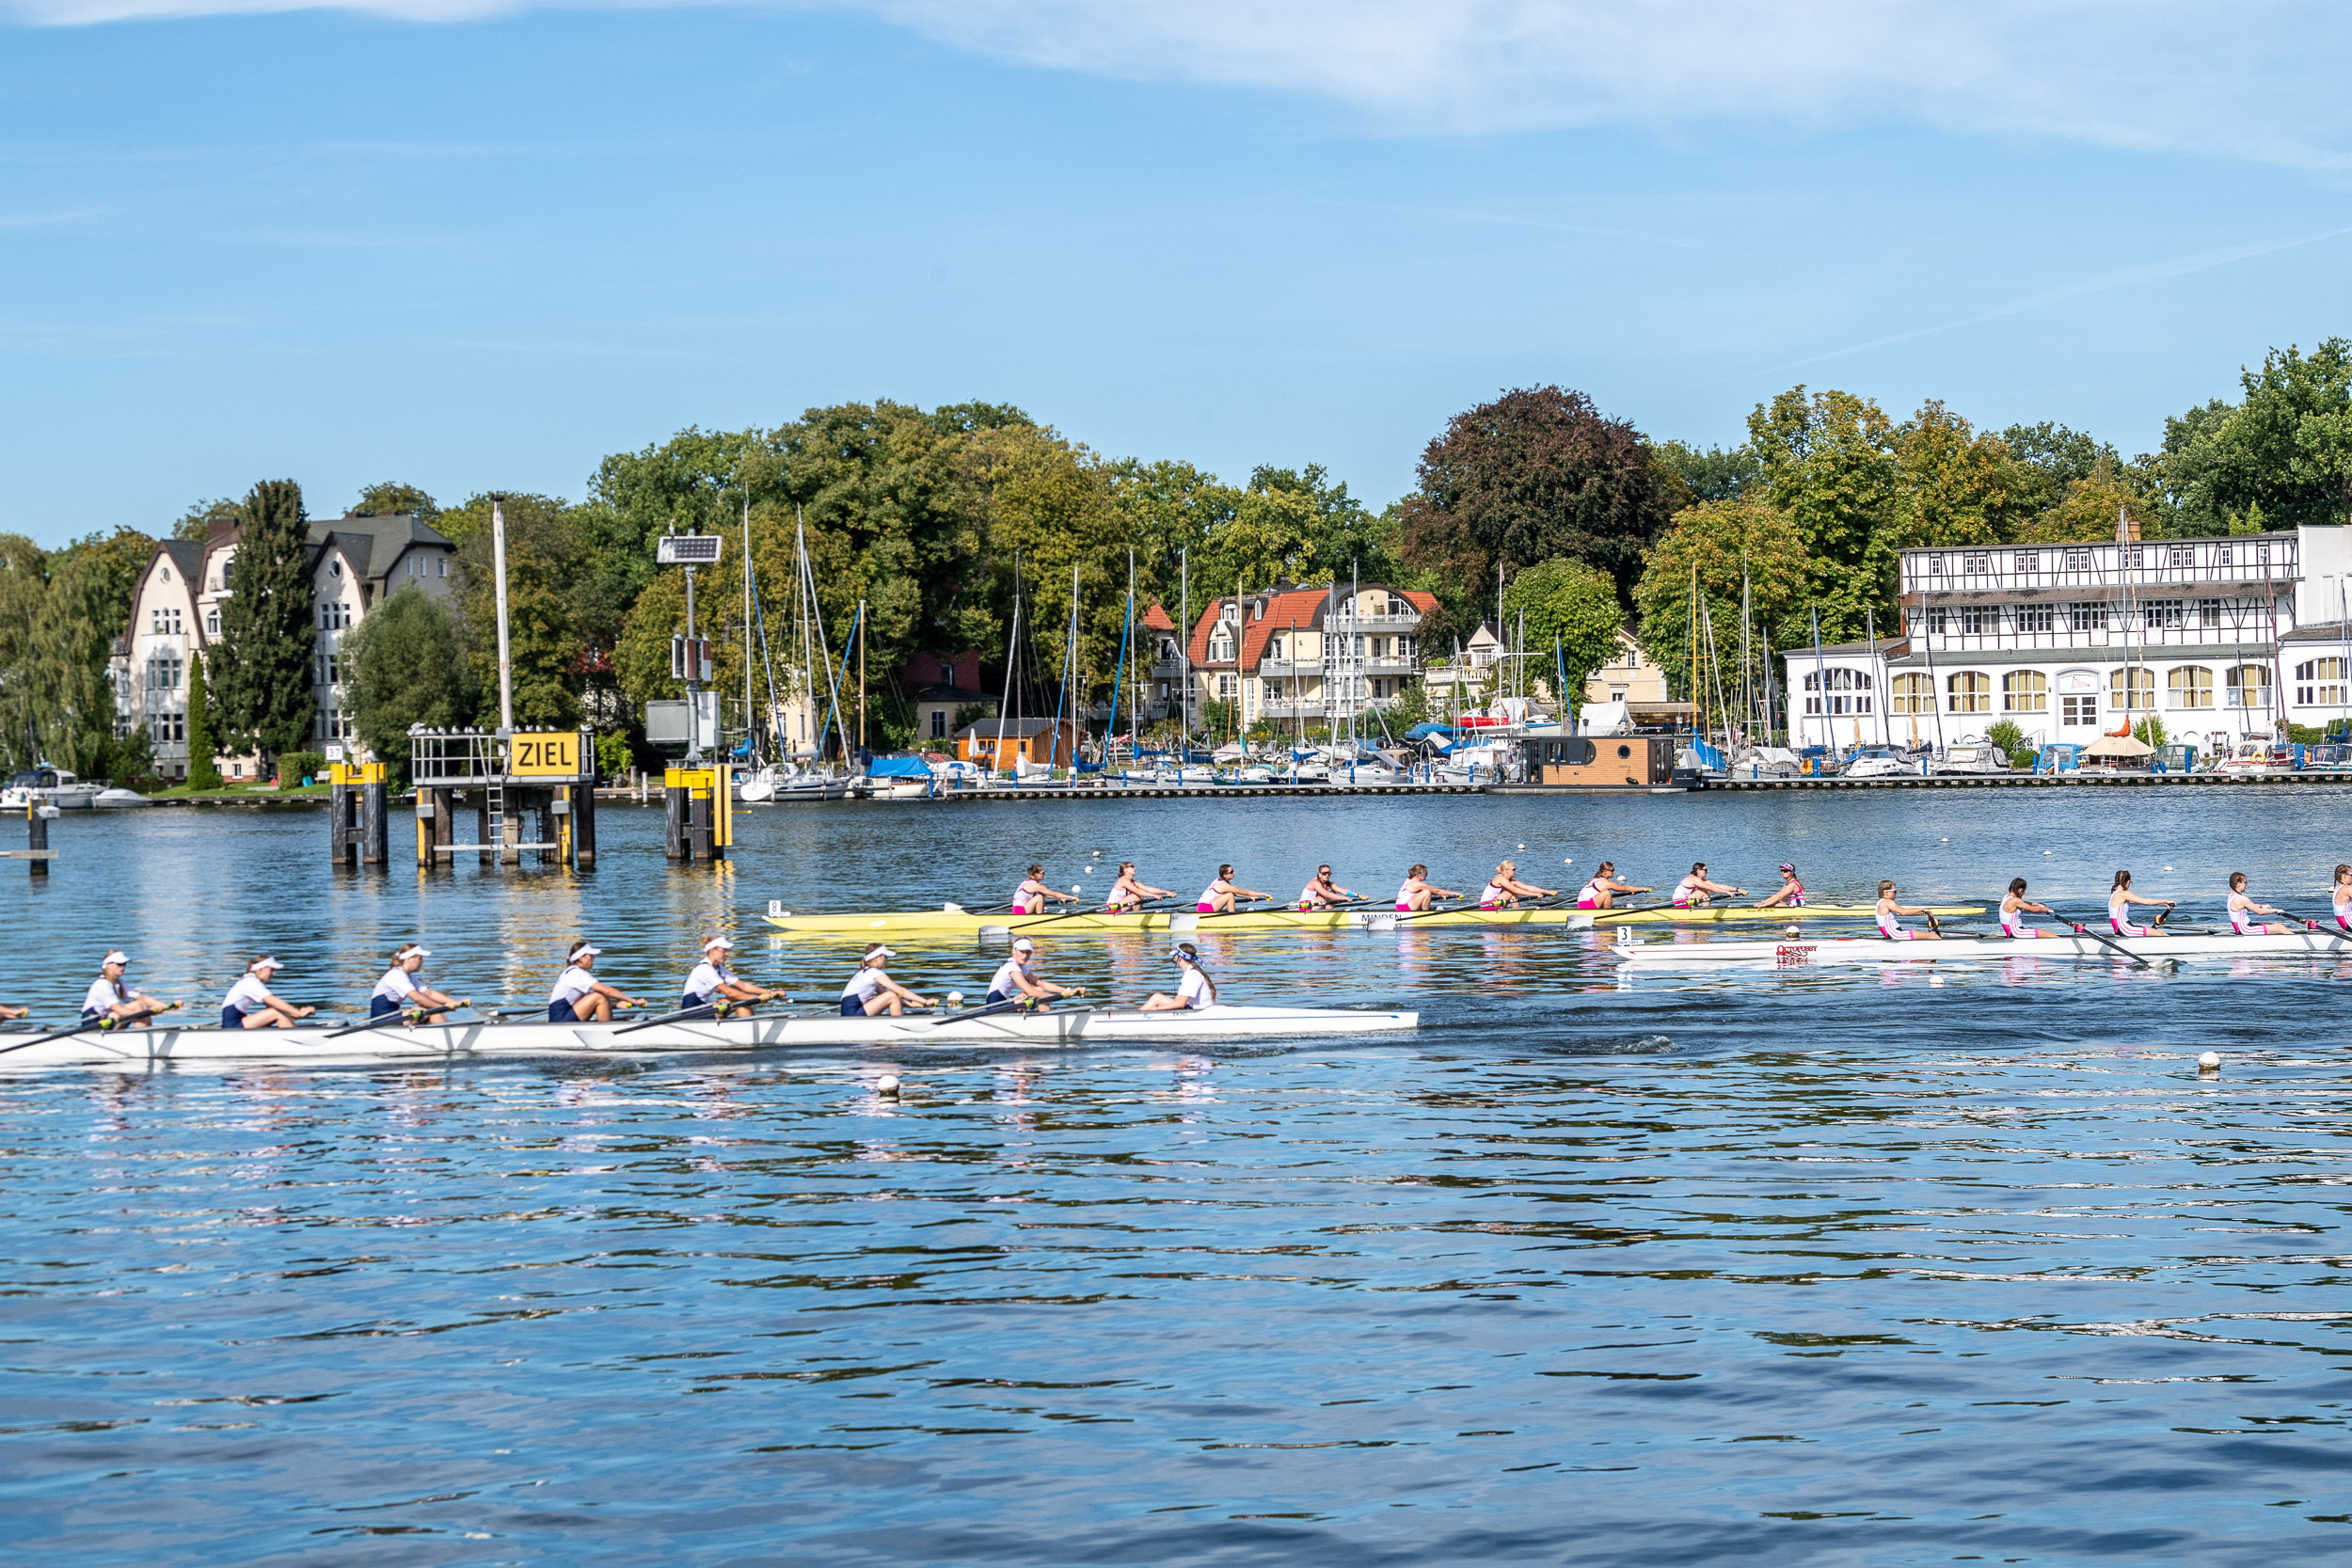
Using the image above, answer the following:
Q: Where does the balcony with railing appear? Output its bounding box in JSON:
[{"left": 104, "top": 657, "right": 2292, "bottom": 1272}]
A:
[{"left": 1903, "top": 536, "right": 2296, "bottom": 598}]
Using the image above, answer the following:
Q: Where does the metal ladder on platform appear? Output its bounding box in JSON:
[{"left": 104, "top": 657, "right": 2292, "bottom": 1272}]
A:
[{"left": 484, "top": 777, "right": 504, "bottom": 858}]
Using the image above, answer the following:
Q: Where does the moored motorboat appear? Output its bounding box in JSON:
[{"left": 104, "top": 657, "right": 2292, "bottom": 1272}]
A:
[{"left": 0, "top": 1003, "right": 1420, "bottom": 1072}]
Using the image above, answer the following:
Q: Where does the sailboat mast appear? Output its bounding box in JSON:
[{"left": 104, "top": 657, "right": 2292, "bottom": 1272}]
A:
[{"left": 741, "top": 493, "right": 753, "bottom": 756}]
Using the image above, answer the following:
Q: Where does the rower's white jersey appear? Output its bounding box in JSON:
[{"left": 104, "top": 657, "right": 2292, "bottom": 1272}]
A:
[
  {"left": 1613, "top": 930, "right": 2352, "bottom": 968},
  {"left": 0, "top": 1005, "right": 1419, "bottom": 1072}
]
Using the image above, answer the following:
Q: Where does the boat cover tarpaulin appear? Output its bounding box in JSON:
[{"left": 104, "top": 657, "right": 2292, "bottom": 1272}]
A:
[{"left": 866, "top": 755, "right": 931, "bottom": 778}]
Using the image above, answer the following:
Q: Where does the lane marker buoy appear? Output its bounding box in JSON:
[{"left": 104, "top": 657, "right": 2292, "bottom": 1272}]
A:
[{"left": 877, "top": 1074, "right": 901, "bottom": 1096}]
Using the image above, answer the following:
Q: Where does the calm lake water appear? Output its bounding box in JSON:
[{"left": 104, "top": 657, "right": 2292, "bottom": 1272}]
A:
[{"left": 8, "top": 788, "right": 2352, "bottom": 1565}]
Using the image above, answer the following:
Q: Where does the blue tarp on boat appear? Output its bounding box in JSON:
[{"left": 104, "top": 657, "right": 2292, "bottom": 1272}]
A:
[{"left": 865, "top": 755, "right": 931, "bottom": 779}]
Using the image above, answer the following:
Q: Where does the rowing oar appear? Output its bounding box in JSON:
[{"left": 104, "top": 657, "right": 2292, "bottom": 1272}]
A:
[
  {"left": 609, "top": 991, "right": 787, "bottom": 1037},
  {"left": 322, "top": 1000, "right": 472, "bottom": 1040},
  {"left": 0, "top": 1002, "right": 183, "bottom": 1056},
  {"left": 2069, "top": 921, "right": 2153, "bottom": 970},
  {"left": 1587, "top": 900, "right": 1674, "bottom": 922}
]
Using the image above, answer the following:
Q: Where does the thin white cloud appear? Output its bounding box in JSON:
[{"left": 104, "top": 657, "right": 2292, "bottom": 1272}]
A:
[{"left": 9, "top": 0, "right": 2351, "bottom": 168}]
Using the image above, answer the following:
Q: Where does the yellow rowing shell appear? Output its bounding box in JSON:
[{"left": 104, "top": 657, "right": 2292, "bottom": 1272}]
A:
[{"left": 760, "top": 903, "right": 1982, "bottom": 938}]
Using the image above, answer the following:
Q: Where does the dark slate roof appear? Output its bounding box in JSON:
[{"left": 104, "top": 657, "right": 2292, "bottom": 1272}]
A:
[
  {"left": 306, "top": 513, "right": 454, "bottom": 585},
  {"left": 159, "top": 539, "right": 203, "bottom": 579}
]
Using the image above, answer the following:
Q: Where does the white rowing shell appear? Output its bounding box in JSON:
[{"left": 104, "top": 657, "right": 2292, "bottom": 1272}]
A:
[
  {"left": 0, "top": 1004, "right": 1419, "bottom": 1072},
  {"left": 1613, "top": 930, "right": 2352, "bottom": 967}
]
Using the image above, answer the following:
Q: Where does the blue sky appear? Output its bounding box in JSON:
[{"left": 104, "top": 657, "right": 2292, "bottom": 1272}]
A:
[{"left": 4, "top": 1, "right": 2349, "bottom": 546}]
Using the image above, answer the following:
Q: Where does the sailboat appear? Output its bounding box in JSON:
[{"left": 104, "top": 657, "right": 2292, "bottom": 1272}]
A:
[{"left": 737, "top": 507, "right": 853, "bottom": 802}]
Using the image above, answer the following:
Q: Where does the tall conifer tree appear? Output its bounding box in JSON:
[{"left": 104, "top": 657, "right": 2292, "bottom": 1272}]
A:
[{"left": 214, "top": 479, "right": 316, "bottom": 771}]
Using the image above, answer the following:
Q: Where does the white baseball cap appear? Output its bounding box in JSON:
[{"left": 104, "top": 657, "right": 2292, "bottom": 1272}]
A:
[
  {"left": 396, "top": 944, "right": 430, "bottom": 961},
  {"left": 703, "top": 936, "right": 735, "bottom": 952},
  {"left": 102, "top": 950, "right": 129, "bottom": 967}
]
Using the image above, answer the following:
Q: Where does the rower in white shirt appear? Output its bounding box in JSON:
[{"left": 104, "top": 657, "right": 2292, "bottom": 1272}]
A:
[
  {"left": 983, "top": 937, "right": 1082, "bottom": 1010},
  {"left": 682, "top": 936, "right": 787, "bottom": 1016},
  {"left": 1141, "top": 942, "right": 1217, "bottom": 1011},
  {"left": 840, "top": 945, "right": 933, "bottom": 1017},
  {"left": 83, "top": 950, "right": 176, "bottom": 1027},
  {"left": 548, "top": 942, "right": 645, "bottom": 1023},
  {"left": 222, "top": 957, "right": 313, "bottom": 1030},
  {"left": 371, "top": 944, "right": 466, "bottom": 1022}
]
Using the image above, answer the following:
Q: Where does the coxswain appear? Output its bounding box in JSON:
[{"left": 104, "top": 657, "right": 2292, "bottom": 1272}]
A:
[
  {"left": 2227, "top": 872, "right": 2292, "bottom": 936},
  {"left": 1197, "top": 864, "right": 1267, "bottom": 914},
  {"left": 1874, "top": 880, "right": 1942, "bottom": 942},
  {"left": 1754, "top": 863, "right": 1805, "bottom": 909},
  {"left": 1298, "top": 864, "right": 1359, "bottom": 911},
  {"left": 683, "top": 936, "right": 786, "bottom": 1017},
  {"left": 1671, "top": 862, "right": 1745, "bottom": 908},
  {"left": 548, "top": 941, "right": 644, "bottom": 1023},
  {"left": 1479, "top": 860, "right": 1558, "bottom": 909},
  {"left": 1574, "top": 862, "right": 1649, "bottom": 911},
  {"left": 984, "top": 937, "right": 1082, "bottom": 1010},
  {"left": 2000, "top": 878, "right": 2059, "bottom": 939},
  {"left": 2107, "top": 870, "right": 2174, "bottom": 936},
  {"left": 371, "top": 944, "right": 466, "bottom": 1022},
  {"left": 1012, "top": 864, "right": 1074, "bottom": 915},
  {"left": 83, "top": 950, "right": 173, "bottom": 1027},
  {"left": 840, "top": 944, "right": 932, "bottom": 1017},
  {"left": 1140, "top": 942, "right": 1217, "bottom": 1011},
  {"left": 222, "top": 957, "right": 314, "bottom": 1029},
  {"left": 1106, "top": 862, "right": 1176, "bottom": 912},
  {"left": 1394, "top": 863, "right": 1460, "bottom": 912}
]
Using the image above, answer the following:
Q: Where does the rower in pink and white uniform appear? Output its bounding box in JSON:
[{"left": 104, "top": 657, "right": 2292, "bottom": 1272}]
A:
[
  {"left": 1574, "top": 863, "right": 1650, "bottom": 911},
  {"left": 1671, "top": 863, "right": 1745, "bottom": 908},
  {"left": 1197, "top": 864, "right": 1268, "bottom": 914},
  {"left": 1394, "top": 863, "right": 1461, "bottom": 912},
  {"left": 1999, "top": 878, "right": 2059, "bottom": 939},
  {"left": 1754, "top": 863, "right": 1805, "bottom": 910},
  {"left": 1012, "top": 864, "right": 1075, "bottom": 916},
  {"left": 1479, "top": 861, "right": 1557, "bottom": 910},
  {"left": 1874, "top": 880, "right": 1942, "bottom": 941},
  {"left": 2107, "top": 870, "right": 2174, "bottom": 936},
  {"left": 2328, "top": 863, "right": 2352, "bottom": 932},
  {"left": 2226, "top": 871, "right": 2292, "bottom": 936}
]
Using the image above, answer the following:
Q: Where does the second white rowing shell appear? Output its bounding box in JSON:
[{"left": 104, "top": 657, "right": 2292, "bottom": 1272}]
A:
[
  {"left": 0, "top": 1004, "right": 1418, "bottom": 1073},
  {"left": 1614, "top": 930, "right": 2352, "bottom": 967}
]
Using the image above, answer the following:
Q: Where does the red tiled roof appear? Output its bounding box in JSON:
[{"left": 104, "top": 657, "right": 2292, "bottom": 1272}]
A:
[
  {"left": 1184, "top": 585, "right": 1435, "bottom": 671},
  {"left": 1140, "top": 602, "right": 1175, "bottom": 633}
]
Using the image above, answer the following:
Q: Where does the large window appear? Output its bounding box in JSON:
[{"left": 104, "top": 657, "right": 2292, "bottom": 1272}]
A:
[
  {"left": 2109, "top": 667, "right": 2154, "bottom": 710},
  {"left": 2167, "top": 666, "right": 2215, "bottom": 710},
  {"left": 1889, "top": 673, "right": 1934, "bottom": 715},
  {"left": 1958, "top": 606, "right": 1989, "bottom": 634},
  {"left": 2014, "top": 604, "right": 2053, "bottom": 634},
  {"left": 930, "top": 709, "right": 946, "bottom": 739},
  {"left": 2296, "top": 658, "right": 2346, "bottom": 707},
  {"left": 2003, "top": 672, "right": 2047, "bottom": 712},
  {"left": 2070, "top": 602, "right": 2107, "bottom": 633},
  {"left": 2226, "top": 665, "right": 2272, "bottom": 710},
  {"left": 2142, "top": 599, "right": 2183, "bottom": 629},
  {"left": 1947, "top": 672, "right": 1991, "bottom": 714},
  {"left": 1802, "top": 667, "right": 1875, "bottom": 716},
  {"left": 2060, "top": 694, "right": 2098, "bottom": 726}
]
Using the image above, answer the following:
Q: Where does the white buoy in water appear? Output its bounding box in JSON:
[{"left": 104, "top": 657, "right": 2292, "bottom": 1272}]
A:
[
  {"left": 877, "top": 1074, "right": 901, "bottom": 1096},
  {"left": 1940, "top": 838, "right": 1947, "bottom": 843},
  {"left": 946, "top": 990, "right": 964, "bottom": 1006},
  {"left": 2199, "top": 1052, "right": 2221, "bottom": 1072},
  {"left": 1517, "top": 843, "right": 1526, "bottom": 849},
  {"left": 1072, "top": 884, "right": 1081, "bottom": 892},
  {"left": 2043, "top": 850, "right": 2053, "bottom": 856},
  {"left": 1929, "top": 974, "right": 1944, "bottom": 987}
]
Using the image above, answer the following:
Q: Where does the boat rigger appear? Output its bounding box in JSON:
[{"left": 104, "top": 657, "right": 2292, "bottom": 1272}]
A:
[{"left": 0, "top": 1004, "right": 1420, "bottom": 1073}]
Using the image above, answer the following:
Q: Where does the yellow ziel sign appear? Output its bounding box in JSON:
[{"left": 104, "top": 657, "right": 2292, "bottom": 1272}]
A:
[{"left": 510, "top": 732, "right": 582, "bottom": 778}]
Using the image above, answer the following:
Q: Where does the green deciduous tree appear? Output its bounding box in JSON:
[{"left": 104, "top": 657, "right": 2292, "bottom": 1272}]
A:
[
  {"left": 211, "top": 479, "right": 318, "bottom": 769},
  {"left": 1888, "top": 401, "right": 2036, "bottom": 549},
  {"left": 341, "top": 585, "right": 471, "bottom": 777},
  {"left": 1747, "top": 387, "right": 1898, "bottom": 642},
  {"left": 1634, "top": 496, "right": 1811, "bottom": 706},
  {"left": 1500, "top": 558, "right": 1624, "bottom": 704},
  {"left": 352, "top": 482, "right": 440, "bottom": 523},
  {"left": 171, "top": 497, "right": 239, "bottom": 543},
  {"left": 437, "top": 493, "right": 590, "bottom": 729},
  {"left": 2161, "top": 340, "right": 2352, "bottom": 531}
]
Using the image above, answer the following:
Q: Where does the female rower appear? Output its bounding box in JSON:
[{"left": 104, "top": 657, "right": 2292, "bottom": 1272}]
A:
[
  {"left": 2108, "top": 870, "right": 2174, "bottom": 936},
  {"left": 223, "top": 957, "right": 314, "bottom": 1029},
  {"left": 985, "top": 937, "right": 1082, "bottom": 1009},
  {"left": 2227, "top": 872, "right": 2292, "bottom": 936},
  {"left": 371, "top": 944, "right": 466, "bottom": 1022},
  {"left": 1754, "top": 863, "right": 1805, "bottom": 909},
  {"left": 1106, "top": 863, "right": 1176, "bottom": 912},
  {"left": 1875, "top": 880, "right": 1942, "bottom": 942},
  {"left": 2327, "top": 863, "right": 2352, "bottom": 933},
  {"left": 1395, "top": 863, "right": 1460, "bottom": 912},
  {"left": 1012, "top": 864, "right": 1075, "bottom": 916},
  {"left": 1672, "top": 862, "right": 1745, "bottom": 908},
  {"left": 1575, "top": 863, "right": 1650, "bottom": 911},
  {"left": 1299, "top": 864, "right": 1359, "bottom": 911},
  {"left": 2000, "top": 879, "right": 2059, "bottom": 939},
  {"left": 1198, "top": 864, "right": 1267, "bottom": 914},
  {"left": 84, "top": 950, "right": 172, "bottom": 1027},
  {"left": 684, "top": 936, "right": 786, "bottom": 1017},
  {"left": 1480, "top": 861, "right": 1558, "bottom": 910},
  {"left": 1141, "top": 942, "right": 1216, "bottom": 1011},
  {"left": 841, "top": 944, "right": 932, "bottom": 1017},
  {"left": 548, "top": 942, "right": 644, "bottom": 1023}
]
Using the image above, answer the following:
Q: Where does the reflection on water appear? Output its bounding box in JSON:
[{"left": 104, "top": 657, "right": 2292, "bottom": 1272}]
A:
[{"left": 7, "top": 791, "right": 2352, "bottom": 1562}]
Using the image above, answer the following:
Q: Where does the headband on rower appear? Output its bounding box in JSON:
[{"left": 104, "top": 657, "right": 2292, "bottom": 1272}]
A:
[
  {"left": 395, "top": 944, "right": 429, "bottom": 961},
  {"left": 102, "top": 950, "right": 129, "bottom": 966}
]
